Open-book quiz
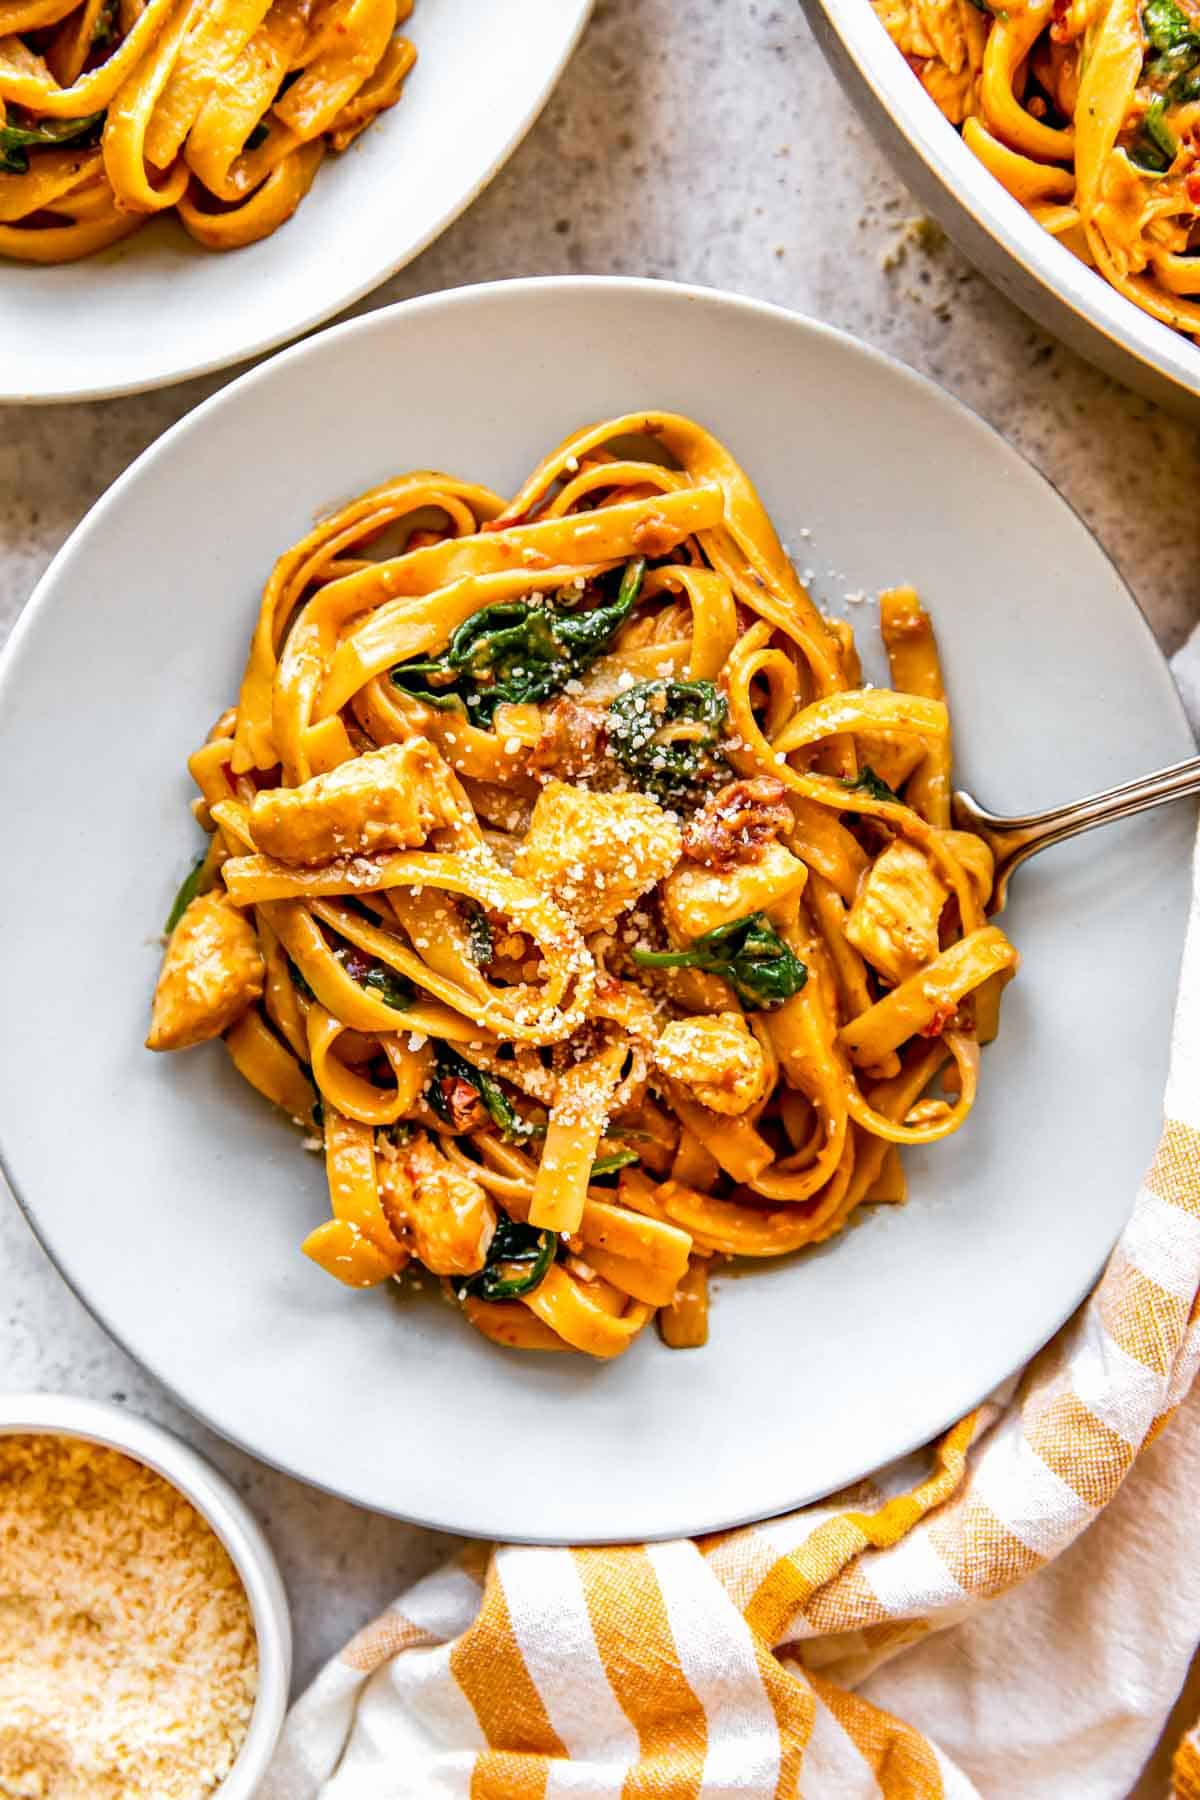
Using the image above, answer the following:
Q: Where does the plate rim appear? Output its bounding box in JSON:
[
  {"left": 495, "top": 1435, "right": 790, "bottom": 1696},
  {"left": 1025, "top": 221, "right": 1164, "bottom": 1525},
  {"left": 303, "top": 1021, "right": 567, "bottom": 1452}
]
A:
[
  {"left": 0, "top": 1, "right": 593, "bottom": 407},
  {"left": 0, "top": 274, "right": 1192, "bottom": 1541}
]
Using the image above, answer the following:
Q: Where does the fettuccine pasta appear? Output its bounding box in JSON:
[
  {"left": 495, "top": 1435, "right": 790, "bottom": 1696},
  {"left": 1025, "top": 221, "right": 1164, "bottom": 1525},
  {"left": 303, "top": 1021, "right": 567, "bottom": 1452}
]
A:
[
  {"left": 146, "top": 415, "right": 1018, "bottom": 1360},
  {"left": 0, "top": 0, "right": 415, "bottom": 259},
  {"left": 875, "top": 0, "right": 1200, "bottom": 339}
]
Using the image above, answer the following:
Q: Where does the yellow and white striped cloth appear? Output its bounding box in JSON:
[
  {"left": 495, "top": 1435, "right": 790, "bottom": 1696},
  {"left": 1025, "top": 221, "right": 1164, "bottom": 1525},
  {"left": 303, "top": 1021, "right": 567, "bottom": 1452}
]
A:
[
  {"left": 263, "top": 851, "right": 1200, "bottom": 1799},
  {"left": 1178, "top": 1728, "right": 1200, "bottom": 1800}
]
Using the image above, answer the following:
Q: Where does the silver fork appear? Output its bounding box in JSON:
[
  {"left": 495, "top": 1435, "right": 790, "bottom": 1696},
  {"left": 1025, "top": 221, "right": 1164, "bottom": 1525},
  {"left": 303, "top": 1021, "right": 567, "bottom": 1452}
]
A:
[{"left": 952, "top": 754, "right": 1200, "bottom": 912}]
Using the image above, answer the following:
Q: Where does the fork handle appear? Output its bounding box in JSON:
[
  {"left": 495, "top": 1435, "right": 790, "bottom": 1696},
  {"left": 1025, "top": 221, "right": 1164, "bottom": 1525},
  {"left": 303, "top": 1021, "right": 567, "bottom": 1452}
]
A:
[{"left": 955, "top": 753, "right": 1200, "bottom": 909}]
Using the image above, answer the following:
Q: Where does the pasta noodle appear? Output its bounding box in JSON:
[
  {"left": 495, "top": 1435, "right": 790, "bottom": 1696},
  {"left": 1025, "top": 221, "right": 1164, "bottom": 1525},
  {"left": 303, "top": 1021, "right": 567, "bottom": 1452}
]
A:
[
  {"left": 146, "top": 415, "right": 1019, "bottom": 1359},
  {"left": 874, "top": 0, "right": 1200, "bottom": 339},
  {"left": 0, "top": 0, "right": 415, "bottom": 259}
]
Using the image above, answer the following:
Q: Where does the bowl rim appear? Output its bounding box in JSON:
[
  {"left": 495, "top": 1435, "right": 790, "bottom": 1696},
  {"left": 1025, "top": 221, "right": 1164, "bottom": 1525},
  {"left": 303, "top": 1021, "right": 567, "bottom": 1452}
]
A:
[
  {"left": 806, "top": 0, "right": 1200, "bottom": 406},
  {"left": 0, "top": 1393, "right": 291, "bottom": 1796}
]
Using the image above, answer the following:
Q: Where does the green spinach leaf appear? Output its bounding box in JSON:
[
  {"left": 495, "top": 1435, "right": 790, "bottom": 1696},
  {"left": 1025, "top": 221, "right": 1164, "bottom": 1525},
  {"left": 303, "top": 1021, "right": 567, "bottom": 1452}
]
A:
[
  {"left": 164, "top": 855, "right": 206, "bottom": 934},
  {"left": 458, "top": 1215, "right": 556, "bottom": 1301},
  {"left": 0, "top": 110, "right": 105, "bottom": 175},
  {"left": 1144, "top": 0, "right": 1197, "bottom": 50},
  {"left": 391, "top": 558, "right": 645, "bottom": 725},
  {"left": 631, "top": 912, "right": 808, "bottom": 1010},
  {"left": 1130, "top": 94, "right": 1179, "bottom": 169},
  {"left": 607, "top": 679, "right": 728, "bottom": 803},
  {"left": 334, "top": 944, "right": 414, "bottom": 1010},
  {"left": 589, "top": 1148, "right": 639, "bottom": 1179},
  {"left": 840, "top": 765, "right": 902, "bottom": 806}
]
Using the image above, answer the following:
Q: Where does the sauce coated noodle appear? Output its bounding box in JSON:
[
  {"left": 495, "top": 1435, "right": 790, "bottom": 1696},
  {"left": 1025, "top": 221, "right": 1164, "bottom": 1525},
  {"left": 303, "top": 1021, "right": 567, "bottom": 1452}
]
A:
[
  {"left": 0, "top": 0, "right": 415, "bottom": 258},
  {"left": 875, "top": 0, "right": 1200, "bottom": 341},
  {"left": 147, "top": 415, "right": 1018, "bottom": 1359}
]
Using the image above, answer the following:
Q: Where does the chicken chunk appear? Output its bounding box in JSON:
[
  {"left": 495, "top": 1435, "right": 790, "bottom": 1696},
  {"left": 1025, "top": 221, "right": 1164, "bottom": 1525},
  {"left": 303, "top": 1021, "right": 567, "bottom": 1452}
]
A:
[
  {"left": 147, "top": 891, "right": 265, "bottom": 1051},
  {"left": 661, "top": 840, "right": 807, "bottom": 943},
  {"left": 377, "top": 1133, "right": 496, "bottom": 1277},
  {"left": 654, "top": 1013, "right": 769, "bottom": 1116},
  {"left": 844, "top": 839, "right": 948, "bottom": 984},
  {"left": 513, "top": 780, "right": 681, "bottom": 934},
  {"left": 249, "top": 738, "right": 460, "bottom": 865}
]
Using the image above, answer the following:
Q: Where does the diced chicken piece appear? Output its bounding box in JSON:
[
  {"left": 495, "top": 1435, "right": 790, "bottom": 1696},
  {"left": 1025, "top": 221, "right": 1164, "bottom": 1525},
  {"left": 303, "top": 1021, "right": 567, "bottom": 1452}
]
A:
[
  {"left": 513, "top": 780, "right": 681, "bottom": 934},
  {"left": 661, "top": 840, "right": 807, "bottom": 943},
  {"left": 654, "top": 1013, "right": 769, "bottom": 1116},
  {"left": 682, "top": 777, "right": 792, "bottom": 869},
  {"left": 378, "top": 1133, "right": 496, "bottom": 1277},
  {"left": 872, "top": 0, "right": 983, "bottom": 124},
  {"left": 913, "top": 55, "right": 978, "bottom": 127},
  {"left": 249, "top": 738, "right": 459, "bottom": 865},
  {"left": 147, "top": 891, "right": 265, "bottom": 1051},
  {"left": 844, "top": 839, "right": 948, "bottom": 984}
]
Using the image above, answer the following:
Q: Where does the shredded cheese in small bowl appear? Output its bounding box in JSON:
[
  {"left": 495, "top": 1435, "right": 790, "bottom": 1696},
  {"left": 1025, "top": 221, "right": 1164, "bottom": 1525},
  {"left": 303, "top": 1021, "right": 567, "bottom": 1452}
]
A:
[{"left": 0, "top": 1397, "right": 291, "bottom": 1800}]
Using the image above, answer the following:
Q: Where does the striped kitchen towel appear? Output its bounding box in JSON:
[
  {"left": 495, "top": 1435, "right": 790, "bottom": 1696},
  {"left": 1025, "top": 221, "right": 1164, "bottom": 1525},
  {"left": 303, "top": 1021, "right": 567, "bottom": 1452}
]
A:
[
  {"left": 261, "top": 890, "right": 1200, "bottom": 1797},
  {"left": 261, "top": 643, "right": 1200, "bottom": 1800}
]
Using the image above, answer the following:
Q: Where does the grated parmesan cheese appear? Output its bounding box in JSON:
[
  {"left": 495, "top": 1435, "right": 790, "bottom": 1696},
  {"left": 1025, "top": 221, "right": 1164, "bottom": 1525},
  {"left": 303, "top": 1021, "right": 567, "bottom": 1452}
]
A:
[{"left": 0, "top": 1433, "right": 257, "bottom": 1800}]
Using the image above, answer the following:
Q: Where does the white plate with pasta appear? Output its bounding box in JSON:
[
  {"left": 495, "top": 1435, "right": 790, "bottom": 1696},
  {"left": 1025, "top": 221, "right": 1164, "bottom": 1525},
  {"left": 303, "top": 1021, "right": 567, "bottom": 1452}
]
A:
[
  {"left": 0, "top": 277, "right": 1192, "bottom": 1541},
  {"left": 0, "top": 0, "right": 590, "bottom": 404}
]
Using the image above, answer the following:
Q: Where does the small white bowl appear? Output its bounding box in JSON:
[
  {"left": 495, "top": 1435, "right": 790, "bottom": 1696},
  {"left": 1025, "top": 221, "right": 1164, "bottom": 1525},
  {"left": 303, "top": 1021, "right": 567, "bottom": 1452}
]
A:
[{"left": 0, "top": 1393, "right": 291, "bottom": 1797}]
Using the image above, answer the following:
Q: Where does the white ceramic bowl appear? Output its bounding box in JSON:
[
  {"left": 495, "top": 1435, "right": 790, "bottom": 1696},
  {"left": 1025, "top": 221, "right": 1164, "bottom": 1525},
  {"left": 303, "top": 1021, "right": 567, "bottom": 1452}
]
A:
[
  {"left": 0, "top": 1394, "right": 291, "bottom": 1797},
  {"left": 0, "top": 0, "right": 591, "bottom": 404},
  {"left": 0, "top": 278, "right": 1193, "bottom": 1542},
  {"left": 801, "top": 0, "right": 1200, "bottom": 414}
]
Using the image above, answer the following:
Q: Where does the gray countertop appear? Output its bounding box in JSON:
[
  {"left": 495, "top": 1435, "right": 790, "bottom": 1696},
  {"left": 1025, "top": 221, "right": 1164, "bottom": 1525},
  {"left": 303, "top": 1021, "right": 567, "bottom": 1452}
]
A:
[{"left": 3, "top": 0, "right": 1199, "bottom": 1696}]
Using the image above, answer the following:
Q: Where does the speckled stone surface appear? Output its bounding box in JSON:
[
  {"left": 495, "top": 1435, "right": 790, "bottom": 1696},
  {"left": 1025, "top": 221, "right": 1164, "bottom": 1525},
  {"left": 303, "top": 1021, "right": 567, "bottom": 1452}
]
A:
[{"left": 2, "top": 0, "right": 1200, "bottom": 1697}]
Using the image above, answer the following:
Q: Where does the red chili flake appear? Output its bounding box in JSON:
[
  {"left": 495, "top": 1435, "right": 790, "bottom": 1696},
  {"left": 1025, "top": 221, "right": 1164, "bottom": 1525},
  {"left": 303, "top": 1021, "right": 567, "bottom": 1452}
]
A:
[
  {"left": 919, "top": 1004, "right": 957, "bottom": 1038},
  {"left": 439, "top": 1076, "right": 486, "bottom": 1131}
]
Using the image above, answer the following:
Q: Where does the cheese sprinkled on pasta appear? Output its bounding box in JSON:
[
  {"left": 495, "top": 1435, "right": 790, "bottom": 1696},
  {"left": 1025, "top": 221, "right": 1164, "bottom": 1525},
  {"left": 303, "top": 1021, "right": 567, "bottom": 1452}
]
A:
[{"left": 147, "top": 415, "right": 1018, "bottom": 1357}]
